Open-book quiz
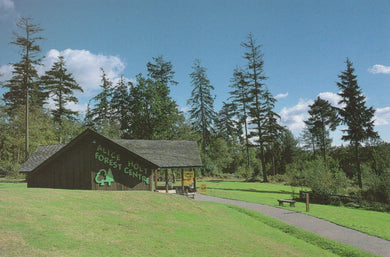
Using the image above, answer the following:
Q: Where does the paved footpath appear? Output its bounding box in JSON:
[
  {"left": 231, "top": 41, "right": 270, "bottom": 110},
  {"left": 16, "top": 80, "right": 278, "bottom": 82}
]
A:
[{"left": 195, "top": 194, "right": 390, "bottom": 257}]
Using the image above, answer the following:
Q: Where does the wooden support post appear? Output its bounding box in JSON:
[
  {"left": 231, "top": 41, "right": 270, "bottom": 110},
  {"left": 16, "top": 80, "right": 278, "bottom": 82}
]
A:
[
  {"left": 306, "top": 193, "right": 310, "bottom": 212},
  {"left": 165, "top": 169, "right": 168, "bottom": 193},
  {"left": 154, "top": 170, "right": 158, "bottom": 191},
  {"left": 193, "top": 168, "right": 196, "bottom": 192},
  {"left": 149, "top": 169, "right": 153, "bottom": 191},
  {"left": 181, "top": 168, "right": 184, "bottom": 193}
]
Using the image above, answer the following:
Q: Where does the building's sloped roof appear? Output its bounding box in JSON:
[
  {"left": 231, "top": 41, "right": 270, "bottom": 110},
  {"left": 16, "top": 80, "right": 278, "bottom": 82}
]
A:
[
  {"left": 19, "top": 129, "right": 202, "bottom": 173},
  {"left": 113, "top": 139, "right": 202, "bottom": 169},
  {"left": 19, "top": 144, "right": 65, "bottom": 172}
]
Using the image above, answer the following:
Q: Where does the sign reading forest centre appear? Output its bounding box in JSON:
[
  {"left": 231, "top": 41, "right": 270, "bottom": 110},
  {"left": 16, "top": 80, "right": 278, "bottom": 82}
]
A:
[
  {"left": 94, "top": 144, "right": 150, "bottom": 186},
  {"left": 183, "top": 170, "right": 194, "bottom": 185}
]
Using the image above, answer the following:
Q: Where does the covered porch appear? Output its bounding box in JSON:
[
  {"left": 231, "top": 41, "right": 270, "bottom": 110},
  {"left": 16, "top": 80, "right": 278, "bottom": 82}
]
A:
[{"left": 154, "top": 168, "right": 199, "bottom": 197}]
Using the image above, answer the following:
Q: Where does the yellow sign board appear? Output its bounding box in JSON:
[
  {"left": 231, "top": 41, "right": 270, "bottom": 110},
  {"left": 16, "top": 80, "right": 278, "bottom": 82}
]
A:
[
  {"left": 183, "top": 170, "right": 194, "bottom": 185},
  {"left": 200, "top": 184, "right": 207, "bottom": 193}
]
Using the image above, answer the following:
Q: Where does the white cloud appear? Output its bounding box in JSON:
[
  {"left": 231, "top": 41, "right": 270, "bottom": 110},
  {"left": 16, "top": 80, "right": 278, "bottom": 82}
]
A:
[
  {"left": 2, "top": 48, "right": 128, "bottom": 114},
  {"left": 3, "top": 50, "right": 127, "bottom": 93},
  {"left": 40, "top": 48, "right": 131, "bottom": 114},
  {"left": 0, "top": 64, "right": 13, "bottom": 81},
  {"left": 368, "top": 64, "right": 390, "bottom": 74},
  {"left": 279, "top": 92, "right": 343, "bottom": 134},
  {"left": 318, "top": 92, "right": 342, "bottom": 107},
  {"left": 279, "top": 98, "right": 312, "bottom": 132},
  {"left": 375, "top": 107, "right": 390, "bottom": 126},
  {"left": 0, "top": 0, "right": 15, "bottom": 19},
  {"left": 0, "top": 0, "right": 14, "bottom": 10},
  {"left": 278, "top": 92, "right": 390, "bottom": 145},
  {"left": 65, "top": 101, "right": 89, "bottom": 115},
  {"left": 275, "top": 92, "right": 288, "bottom": 99},
  {"left": 41, "top": 49, "right": 126, "bottom": 97},
  {"left": 180, "top": 106, "right": 190, "bottom": 113}
]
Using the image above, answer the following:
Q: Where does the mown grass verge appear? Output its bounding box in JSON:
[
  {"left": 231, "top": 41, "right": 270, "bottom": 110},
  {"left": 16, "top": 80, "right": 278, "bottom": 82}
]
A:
[
  {"left": 227, "top": 205, "right": 374, "bottom": 257},
  {"left": 198, "top": 180, "right": 390, "bottom": 240},
  {"left": 0, "top": 183, "right": 372, "bottom": 256}
]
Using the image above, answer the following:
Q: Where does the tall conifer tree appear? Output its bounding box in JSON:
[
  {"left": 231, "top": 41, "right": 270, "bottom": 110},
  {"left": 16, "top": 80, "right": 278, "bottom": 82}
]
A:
[
  {"left": 111, "top": 76, "right": 131, "bottom": 138},
  {"left": 304, "top": 96, "right": 339, "bottom": 167},
  {"left": 337, "top": 58, "right": 379, "bottom": 188},
  {"left": 90, "top": 68, "right": 113, "bottom": 128},
  {"left": 262, "top": 89, "right": 283, "bottom": 175},
  {"left": 241, "top": 33, "right": 268, "bottom": 181},
  {"left": 41, "top": 56, "right": 83, "bottom": 142},
  {"left": 215, "top": 101, "right": 239, "bottom": 141},
  {"left": 187, "top": 59, "right": 216, "bottom": 155},
  {"left": 127, "top": 74, "right": 180, "bottom": 140},
  {"left": 2, "top": 17, "right": 45, "bottom": 159},
  {"left": 147, "top": 55, "right": 178, "bottom": 86},
  {"left": 229, "top": 67, "right": 251, "bottom": 167}
]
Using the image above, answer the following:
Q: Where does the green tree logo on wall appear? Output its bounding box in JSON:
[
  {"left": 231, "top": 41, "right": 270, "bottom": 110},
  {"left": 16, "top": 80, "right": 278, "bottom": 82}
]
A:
[{"left": 95, "top": 168, "right": 115, "bottom": 186}]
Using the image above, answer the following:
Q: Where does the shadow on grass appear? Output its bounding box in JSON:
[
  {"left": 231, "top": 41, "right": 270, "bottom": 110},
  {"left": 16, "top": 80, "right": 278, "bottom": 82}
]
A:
[{"left": 207, "top": 187, "right": 291, "bottom": 195}]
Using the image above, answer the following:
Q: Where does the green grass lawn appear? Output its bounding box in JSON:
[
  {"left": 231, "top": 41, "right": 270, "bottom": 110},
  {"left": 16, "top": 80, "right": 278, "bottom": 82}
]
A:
[
  {"left": 0, "top": 183, "right": 372, "bottom": 256},
  {"left": 198, "top": 180, "right": 390, "bottom": 241}
]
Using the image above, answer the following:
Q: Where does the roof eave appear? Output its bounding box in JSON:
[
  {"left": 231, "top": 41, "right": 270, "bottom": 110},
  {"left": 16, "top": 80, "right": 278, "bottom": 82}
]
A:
[{"left": 157, "top": 165, "right": 203, "bottom": 170}]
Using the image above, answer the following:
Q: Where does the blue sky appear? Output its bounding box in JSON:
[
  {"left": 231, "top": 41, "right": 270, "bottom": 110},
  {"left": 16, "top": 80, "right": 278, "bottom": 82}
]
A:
[{"left": 1, "top": 0, "right": 390, "bottom": 144}]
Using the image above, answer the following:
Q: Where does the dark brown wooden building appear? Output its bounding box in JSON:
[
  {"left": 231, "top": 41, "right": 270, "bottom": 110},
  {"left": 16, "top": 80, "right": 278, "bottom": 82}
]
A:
[{"left": 19, "top": 129, "right": 202, "bottom": 191}]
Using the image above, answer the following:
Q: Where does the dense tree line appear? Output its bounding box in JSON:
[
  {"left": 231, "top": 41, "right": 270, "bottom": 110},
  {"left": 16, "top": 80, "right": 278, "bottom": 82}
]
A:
[{"left": 1, "top": 17, "right": 389, "bottom": 207}]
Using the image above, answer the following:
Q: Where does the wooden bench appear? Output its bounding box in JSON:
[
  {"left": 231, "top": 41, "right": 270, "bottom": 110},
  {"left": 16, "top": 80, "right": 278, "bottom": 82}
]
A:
[
  {"left": 278, "top": 199, "right": 296, "bottom": 207},
  {"left": 176, "top": 188, "right": 195, "bottom": 199},
  {"left": 186, "top": 192, "right": 195, "bottom": 199}
]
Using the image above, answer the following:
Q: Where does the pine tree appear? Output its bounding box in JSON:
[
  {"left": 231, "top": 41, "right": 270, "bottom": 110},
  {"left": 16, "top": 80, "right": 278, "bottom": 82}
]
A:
[
  {"left": 83, "top": 101, "right": 94, "bottom": 129},
  {"left": 86, "top": 68, "right": 122, "bottom": 138},
  {"left": 121, "top": 56, "right": 183, "bottom": 140},
  {"left": 279, "top": 128, "right": 298, "bottom": 173},
  {"left": 229, "top": 67, "right": 251, "bottom": 167},
  {"left": 337, "top": 58, "right": 379, "bottom": 188},
  {"left": 147, "top": 55, "right": 178, "bottom": 86},
  {"left": 89, "top": 68, "right": 114, "bottom": 132},
  {"left": 2, "top": 17, "right": 46, "bottom": 111},
  {"left": 262, "top": 89, "right": 283, "bottom": 175},
  {"left": 187, "top": 59, "right": 216, "bottom": 155},
  {"left": 301, "top": 125, "right": 318, "bottom": 158},
  {"left": 41, "top": 56, "right": 83, "bottom": 142},
  {"left": 304, "top": 96, "right": 339, "bottom": 166},
  {"left": 127, "top": 74, "right": 181, "bottom": 140},
  {"left": 2, "top": 17, "right": 45, "bottom": 159},
  {"left": 241, "top": 33, "right": 268, "bottom": 181},
  {"left": 111, "top": 76, "right": 131, "bottom": 138},
  {"left": 215, "top": 101, "right": 239, "bottom": 141}
]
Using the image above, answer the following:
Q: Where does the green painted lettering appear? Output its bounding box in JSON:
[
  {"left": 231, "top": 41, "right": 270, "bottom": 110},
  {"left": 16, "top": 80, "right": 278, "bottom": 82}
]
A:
[
  {"left": 97, "top": 145, "right": 103, "bottom": 152},
  {"left": 142, "top": 176, "right": 150, "bottom": 185}
]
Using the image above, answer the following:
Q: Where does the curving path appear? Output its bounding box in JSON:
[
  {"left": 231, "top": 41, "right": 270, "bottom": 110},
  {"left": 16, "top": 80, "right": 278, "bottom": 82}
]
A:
[{"left": 195, "top": 194, "right": 390, "bottom": 257}]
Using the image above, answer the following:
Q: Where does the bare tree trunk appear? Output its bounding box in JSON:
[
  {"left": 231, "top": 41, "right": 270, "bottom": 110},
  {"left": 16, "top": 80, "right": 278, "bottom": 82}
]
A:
[
  {"left": 355, "top": 141, "right": 362, "bottom": 189},
  {"left": 25, "top": 80, "right": 29, "bottom": 160}
]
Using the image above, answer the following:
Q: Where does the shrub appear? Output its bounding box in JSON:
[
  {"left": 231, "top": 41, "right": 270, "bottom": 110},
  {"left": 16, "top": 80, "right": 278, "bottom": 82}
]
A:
[
  {"left": 285, "top": 160, "right": 311, "bottom": 187},
  {"left": 236, "top": 165, "right": 253, "bottom": 179},
  {"left": 287, "top": 159, "right": 349, "bottom": 204},
  {"left": 269, "top": 174, "right": 289, "bottom": 184},
  {"left": 362, "top": 167, "right": 390, "bottom": 205}
]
